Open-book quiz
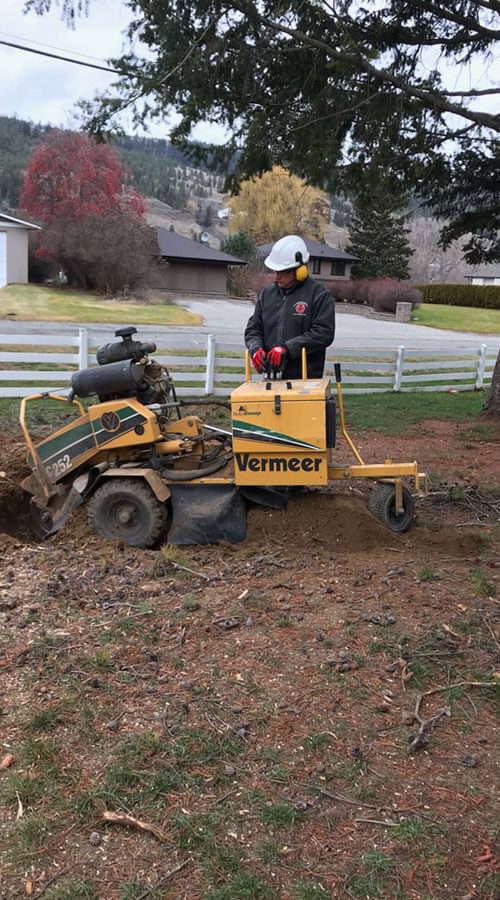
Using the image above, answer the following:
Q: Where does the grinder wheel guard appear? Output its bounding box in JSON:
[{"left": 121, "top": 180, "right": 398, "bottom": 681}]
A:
[{"left": 168, "top": 484, "right": 247, "bottom": 545}]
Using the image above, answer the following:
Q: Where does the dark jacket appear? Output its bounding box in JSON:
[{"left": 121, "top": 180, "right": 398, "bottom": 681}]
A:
[{"left": 244, "top": 276, "right": 335, "bottom": 378}]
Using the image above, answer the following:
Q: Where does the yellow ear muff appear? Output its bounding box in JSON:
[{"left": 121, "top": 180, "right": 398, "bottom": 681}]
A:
[{"left": 295, "top": 264, "right": 308, "bottom": 281}]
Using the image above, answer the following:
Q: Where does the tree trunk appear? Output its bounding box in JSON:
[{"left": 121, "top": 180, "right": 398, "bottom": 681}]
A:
[{"left": 481, "top": 348, "right": 500, "bottom": 417}]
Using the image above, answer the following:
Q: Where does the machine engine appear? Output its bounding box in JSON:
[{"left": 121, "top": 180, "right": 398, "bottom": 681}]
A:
[{"left": 69, "top": 326, "right": 173, "bottom": 408}]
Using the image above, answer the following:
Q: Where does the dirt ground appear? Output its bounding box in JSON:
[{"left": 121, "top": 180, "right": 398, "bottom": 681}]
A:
[{"left": 0, "top": 420, "right": 499, "bottom": 900}]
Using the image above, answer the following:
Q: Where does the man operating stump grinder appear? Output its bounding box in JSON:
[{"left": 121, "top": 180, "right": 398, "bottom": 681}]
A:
[{"left": 245, "top": 235, "right": 335, "bottom": 379}]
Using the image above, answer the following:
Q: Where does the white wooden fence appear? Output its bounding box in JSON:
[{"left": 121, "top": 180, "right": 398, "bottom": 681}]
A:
[{"left": 0, "top": 329, "right": 496, "bottom": 397}]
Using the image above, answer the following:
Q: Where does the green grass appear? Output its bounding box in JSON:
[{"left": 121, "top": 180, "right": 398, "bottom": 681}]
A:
[
  {"left": 470, "top": 566, "right": 497, "bottom": 596},
  {"left": 418, "top": 565, "right": 437, "bottom": 582},
  {"left": 304, "top": 731, "right": 333, "bottom": 751},
  {"left": 393, "top": 817, "right": 448, "bottom": 841},
  {"left": 292, "top": 880, "right": 331, "bottom": 899},
  {"left": 0, "top": 283, "right": 201, "bottom": 325},
  {"left": 204, "top": 872, "right": 276, "bottom": 899},
  {"left": 459, "top": 423, "right": 498, "bottom": 442},
  {"left": 360, "top": 850, "right": 393, "bottom": 872},
  {"left": 347, "top": 873, "right": 385, "bottom": 898},
  {"left": 260, "top": 802, "right": 303, "bottom": 829},
  {"left": 344, "top": 388, "right": 486, "bottom": 433},
  {"left": 9, "top": 811, "right": 54, "bottom": 854},
  {"left": 43, "top": 881, "right": 97, "bottom": 900},
  {"left": 412, "top": 302, "right": 500, "bottom": 334},
  {"left": 28, "top": 705, "right": 66, "bottom": 731},
  {"left": 347, "top": 851, "right": 394, "bottom": 900},
  {"left": 119, "top": 877, "right": 148, "bottom": 900}
]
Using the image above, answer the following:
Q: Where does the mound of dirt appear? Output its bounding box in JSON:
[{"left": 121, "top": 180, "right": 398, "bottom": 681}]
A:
[
  {"left": 245, "top": 490, "right": 482, "bottom": 559},
  {"left": 0, "top": 434, "right": 31, "bottom": 482}
]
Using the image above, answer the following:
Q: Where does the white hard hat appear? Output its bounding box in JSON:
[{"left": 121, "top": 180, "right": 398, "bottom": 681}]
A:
[{"left": 264, "top": 235, "right": 310, "bottom": 271}]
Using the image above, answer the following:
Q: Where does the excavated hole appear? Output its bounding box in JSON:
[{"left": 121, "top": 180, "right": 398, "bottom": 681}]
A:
[
  {"left": 0, "top": 434, "right": 38, "bottom": 543},
  {"left": 0, "top": 483, "right": 34, "bottom": 542}
]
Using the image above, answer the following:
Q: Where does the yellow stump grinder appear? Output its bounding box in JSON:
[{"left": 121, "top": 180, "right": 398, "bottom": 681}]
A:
[{"left": 20, "top": 327, "right": 427, "bottom": 547}]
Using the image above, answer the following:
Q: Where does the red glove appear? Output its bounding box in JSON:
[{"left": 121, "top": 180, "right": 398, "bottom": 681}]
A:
[
  {"left": 268, "top": 345, "right": 288, "bottom": 370},
  {"left": 252, "top": 348, "right": 267, "bottom": 373}
]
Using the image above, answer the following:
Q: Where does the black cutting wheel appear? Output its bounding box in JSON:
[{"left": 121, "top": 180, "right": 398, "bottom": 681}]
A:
[
  {"left": 368, "top": 482, "right": 414, "bottom": 533},
  {"left": 87, "top": 479, "right": 167, "bottom": 547},
  {"left": 30, "top": 502, "right": 54, "bottom": 541}
]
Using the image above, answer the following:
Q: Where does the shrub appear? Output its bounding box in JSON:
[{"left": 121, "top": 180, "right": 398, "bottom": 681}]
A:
[
  {"left": 366, "top": 278, "right": 421, "bottom": 313},
  {"left": 28, "top": 231, "right": 53, "bottom": 283},
  {"left": 417, "top": 282, "right": 500, "bottom": 309},
  {"left": 249, "top": 265, "right": 274, "bottom": 297},
  {"left": 326, "top": 278, "right": 421, "bottom": 312},
  {"left": 36, "top": 209, "right": 159, "bottom": 294},
  {"left": 227, "top": 261, "right": 270, "bottom": 297},
  {"left": 324, "top": 280, "right": 368, "bottom": 304},
  {"left": 226, "top": 264, "right": 252, "bottom": 297}
]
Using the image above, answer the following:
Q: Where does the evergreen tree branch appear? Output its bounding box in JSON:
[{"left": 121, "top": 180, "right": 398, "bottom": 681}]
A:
[{"left": 236, "top": 4, "right": 500, "bottom": 132}]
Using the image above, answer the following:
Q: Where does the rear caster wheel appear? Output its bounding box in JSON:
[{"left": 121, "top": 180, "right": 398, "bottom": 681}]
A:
[
  {"left": 368, "top": 482, "right": 414, "bottom": 533},
  {"left": 87, "top": 479, "right": 167, "bottom": 547}
]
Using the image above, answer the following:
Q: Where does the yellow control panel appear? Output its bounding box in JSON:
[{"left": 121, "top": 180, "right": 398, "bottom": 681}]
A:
[{"left": 230, "top": 378, "right": 331, "bottom": 486}]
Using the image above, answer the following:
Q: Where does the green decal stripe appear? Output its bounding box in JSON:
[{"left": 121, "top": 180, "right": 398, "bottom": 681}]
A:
[
  {"left": 232, "top": 419, "right": 319, "bottom": 450},
  {"left": 95, "top": 412, "right": 147, "bottom": 446},
  {"left": 34, "top": 405, "right": 142, "bottom": 464},
  {"left": 117, "top": 405, "right": 138, "bottom": 421},
  {"left": 35, "top": 418, "right": 93, "bottom": 462}
]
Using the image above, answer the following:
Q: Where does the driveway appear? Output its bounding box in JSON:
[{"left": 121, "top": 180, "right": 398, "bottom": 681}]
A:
[
  {"left": 0, "top": 297, "right": 499, "bottom": 352},
  {"left": 175, "top": 297, "right": 500, "bottom": 352}
]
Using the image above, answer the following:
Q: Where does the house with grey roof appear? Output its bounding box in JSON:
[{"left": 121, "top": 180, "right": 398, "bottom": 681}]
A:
[
  {"left": 465, "top": 266, "right": 500, "bottom": 285},
  {"left": 0, "top": 213, "right": 41, "bottom": 288},
  {"left": 155, "top": 228, "right": 246, "bottom": 293},
  {"left": 257, "top": 237, "right": 358, "bottom": 282}
]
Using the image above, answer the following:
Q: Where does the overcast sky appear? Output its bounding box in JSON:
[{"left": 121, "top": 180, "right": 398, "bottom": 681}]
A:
[
  {"left": 0, "top": 0, "right": 225, "bottom": 141},
  {"left": 0, "top": 0, "right": 497, "bottom": 141}
]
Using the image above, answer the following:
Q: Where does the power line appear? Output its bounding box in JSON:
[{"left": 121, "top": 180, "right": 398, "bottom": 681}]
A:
[
  {"left": 0, "top": 38, "right": 122, "bottom": 73},
  {"left": 0, "top": 29, "right": 110, "bottom": 63}
]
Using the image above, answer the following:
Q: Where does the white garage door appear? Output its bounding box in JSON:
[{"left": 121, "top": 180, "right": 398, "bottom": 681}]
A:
[{"left": 0, "top": 232, "right": 6, "bottom": 288}]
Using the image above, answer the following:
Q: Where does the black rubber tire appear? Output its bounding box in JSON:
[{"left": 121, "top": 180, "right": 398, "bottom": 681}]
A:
[
  {"left": 87, "top": 479, "right": 167, "bottom": 548},
  {"left": 368, "top": 482, "right": 414, "bottom": 533}
]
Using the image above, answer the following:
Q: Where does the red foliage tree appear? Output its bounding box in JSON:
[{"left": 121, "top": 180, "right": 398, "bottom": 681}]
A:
[
  {"left": 20, "top": 130, "right": 155, "bottom": 293},
  {"left": 20, "top": 129, "right": 144, "bottom": 224}
]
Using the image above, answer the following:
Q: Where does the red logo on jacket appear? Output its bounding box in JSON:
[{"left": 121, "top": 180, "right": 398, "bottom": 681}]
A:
[{"left": 294, "top": 302, "right": 307, "bottom": 315}]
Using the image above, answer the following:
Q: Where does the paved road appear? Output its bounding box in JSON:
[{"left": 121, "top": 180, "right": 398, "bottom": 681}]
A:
[
  {"left": 1, "top": 297, "right": 499, "bottom": 352},
  {"left": 176, "top": 297, "right": 500, "bottom": 352}
]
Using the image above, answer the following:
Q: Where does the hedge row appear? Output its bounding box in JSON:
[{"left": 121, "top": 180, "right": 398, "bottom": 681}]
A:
[{"left": 418, "top": 282, "right": 500, "bottom": 309}]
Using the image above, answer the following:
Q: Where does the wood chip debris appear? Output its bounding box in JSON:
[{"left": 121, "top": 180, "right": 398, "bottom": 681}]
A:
[{"left": 100, "top": 808, "right": 167, "bottom": 841}]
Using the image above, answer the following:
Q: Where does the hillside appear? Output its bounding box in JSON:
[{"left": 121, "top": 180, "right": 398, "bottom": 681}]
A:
[
  {"left": 0, "top": 116, "right": 226, "bottom": 213},
  {"left": 145, "top": 198, "right": 230, "bottom": 249},
  {"left": 145, "top": 198, "right": 350, "bottom": 253}
]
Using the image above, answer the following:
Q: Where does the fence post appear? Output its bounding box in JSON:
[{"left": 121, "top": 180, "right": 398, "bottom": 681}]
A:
[
  {"left": 78, "top": 328, "right": 88, "bottom": 371},
  {"left": 475, "top": 343, "right": 487, "bottom": 389},
  {"left": 394, "top": 345, "right": 405, "bottom": 391},
  {"left": 205, "top": 333, "right": 216, "bottom": 395}
]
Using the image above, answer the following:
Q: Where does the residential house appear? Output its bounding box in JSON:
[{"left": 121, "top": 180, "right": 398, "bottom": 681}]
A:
[
  {"left": 156, "top": 228, "right": 246, "bottom": 293},
  {"left": 465, "top": 266, "right": 500, "bottom": 285},
  {"left": 257, "top": 237, "right": 358, "bottom": 281},
  {"left": 0, "top": 213, "right": 41, "bottom": 288}
]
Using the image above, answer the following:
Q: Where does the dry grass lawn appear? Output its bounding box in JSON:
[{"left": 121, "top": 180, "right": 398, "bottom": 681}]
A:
[{"left": 0, "top": 284, "right": 202, "bottom": 326}]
